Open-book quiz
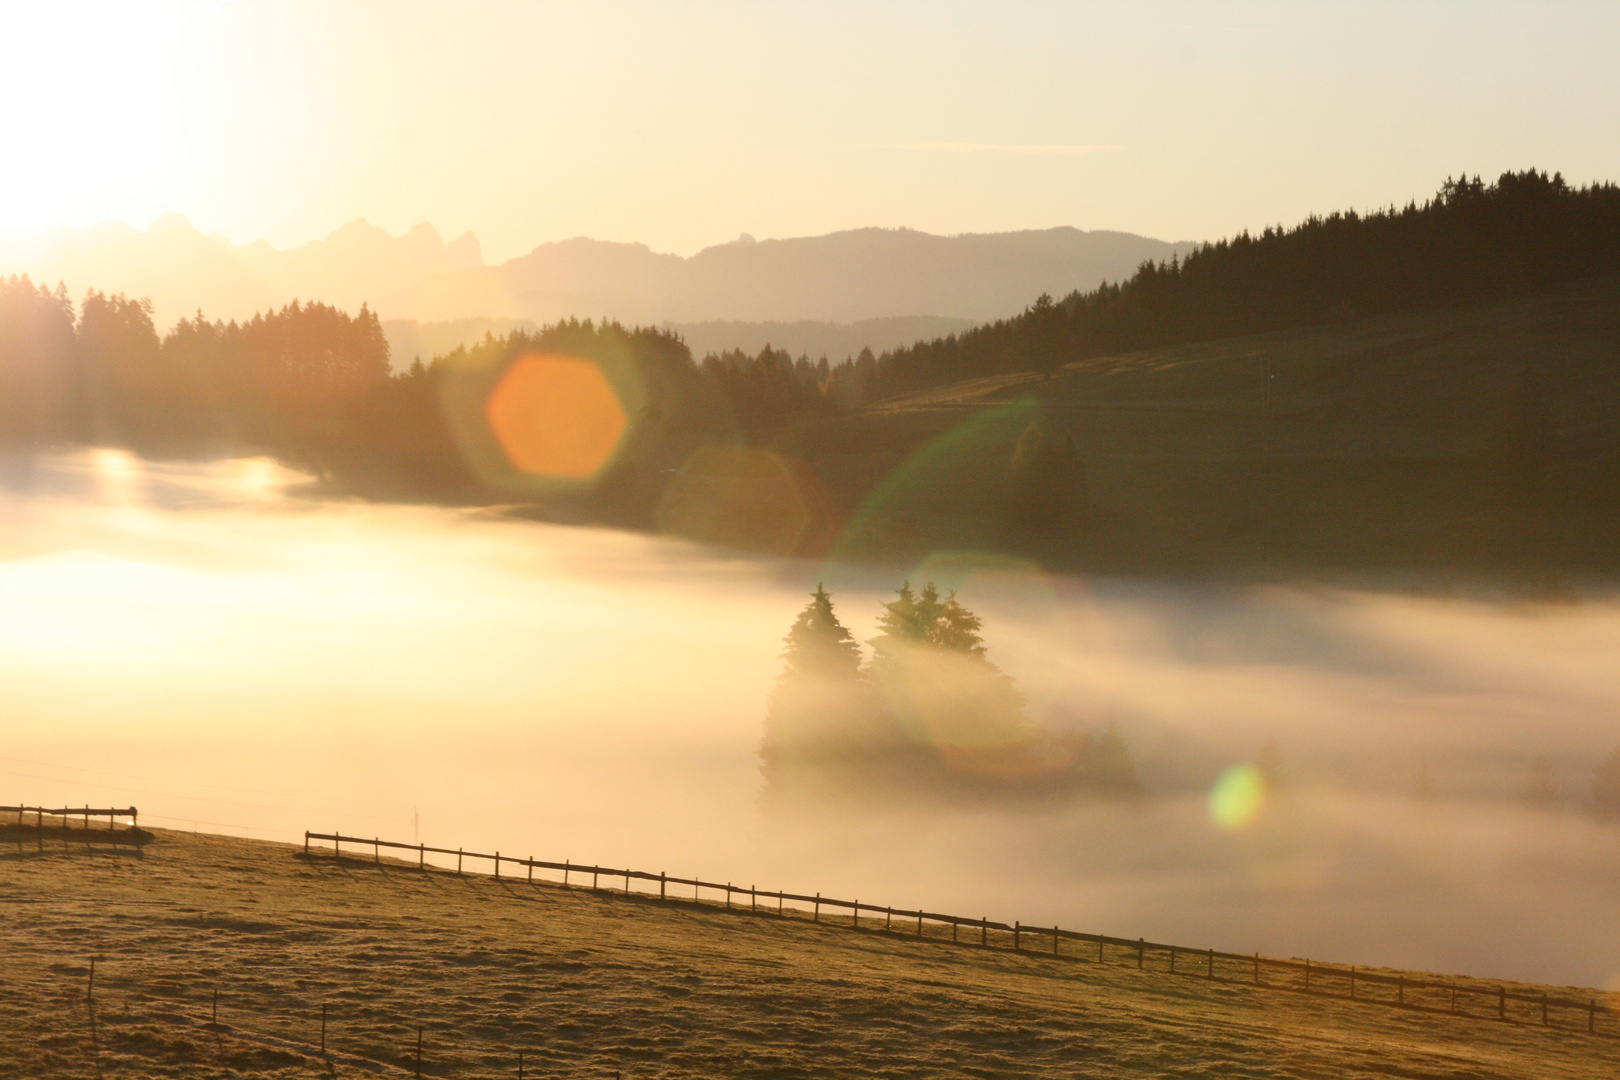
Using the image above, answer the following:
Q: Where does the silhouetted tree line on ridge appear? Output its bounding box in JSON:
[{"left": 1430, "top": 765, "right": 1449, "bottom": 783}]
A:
[
  {"left": 0, "top": 276, "right": 867, "bottom": 508},
  {"left": 863, "top": 170, "right": 1620, "bottom": 398}
]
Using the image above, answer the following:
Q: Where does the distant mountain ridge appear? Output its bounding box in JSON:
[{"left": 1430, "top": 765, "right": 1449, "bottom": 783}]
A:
[
  {"left": 0, "top": 214, "right": 482, "bottom": 329},
  {"left": 383, "top": 227, "right": 1195, "bottom": 326},
  {"left": 0, "top": 216, "right": 1192, "bottom": 338}
]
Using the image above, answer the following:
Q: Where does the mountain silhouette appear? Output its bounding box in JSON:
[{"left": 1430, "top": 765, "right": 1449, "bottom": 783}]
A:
[
  {"left": 0, "top": 215, "right": 482, "bottom": 329},
  {"left": 383, "top": 227, "right": 1194, "bottom": 326},
  {"left": 0, "top": 218, "right": 1188, "bottom": 341}
]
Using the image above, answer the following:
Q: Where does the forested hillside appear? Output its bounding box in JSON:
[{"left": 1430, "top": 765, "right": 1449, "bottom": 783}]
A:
[
  {"left": 866, "top": 170, "right": 1620, "bottom": 398},
  {"left": 5, "top": 169, "right": 1620, "bottom": 575}
]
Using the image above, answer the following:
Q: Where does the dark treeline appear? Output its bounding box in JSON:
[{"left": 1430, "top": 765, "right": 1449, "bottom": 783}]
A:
[
  {"left": 865, "top": 170, "right": 1620, "bottom": 399},
  {"left": 0, "top": 279, "right": 396, "bottom": 464},
  {"left": 0, "top": 273, "right": 863, "bottom": 505}
]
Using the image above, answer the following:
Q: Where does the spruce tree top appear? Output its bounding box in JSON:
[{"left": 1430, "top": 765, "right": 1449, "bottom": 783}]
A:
[{"left": 778, "top": 584, "right": 863, "bottom": 680}]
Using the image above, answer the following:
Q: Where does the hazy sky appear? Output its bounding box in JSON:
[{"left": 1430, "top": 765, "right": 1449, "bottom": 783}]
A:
[{"left": 5, "top": 1, "right": 1618, "bottom": 261}]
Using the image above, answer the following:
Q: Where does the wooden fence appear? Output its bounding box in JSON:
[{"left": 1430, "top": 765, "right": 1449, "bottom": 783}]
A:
[
  {"left": 2, "top": 806, "right": 150, "bottom": 852},
  {"left": 304, "top": 830, "right": 1615, "bottom": 1039}
]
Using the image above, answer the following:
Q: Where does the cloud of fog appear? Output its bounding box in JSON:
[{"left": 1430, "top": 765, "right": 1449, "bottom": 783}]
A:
[{"left": 3, "top": 451, "right": 1618, "bottom": 990}]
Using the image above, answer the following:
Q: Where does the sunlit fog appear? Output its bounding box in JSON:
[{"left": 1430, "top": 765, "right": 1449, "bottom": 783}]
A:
[{"left": 6, "top": 450, "right": 1618, "bottom": 991}]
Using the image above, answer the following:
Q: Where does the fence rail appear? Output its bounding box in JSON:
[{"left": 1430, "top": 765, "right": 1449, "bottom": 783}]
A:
[
  {"left": 303, "top": 830, "right": 1615, "bottom": 1039},
  {"left": 3, "top": 806, "right": 149, "bottom": 851}
]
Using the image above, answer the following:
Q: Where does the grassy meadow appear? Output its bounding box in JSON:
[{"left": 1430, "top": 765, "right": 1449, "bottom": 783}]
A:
[{"left": 3, "top": 828, "right": 1617, "bottom": 1078}]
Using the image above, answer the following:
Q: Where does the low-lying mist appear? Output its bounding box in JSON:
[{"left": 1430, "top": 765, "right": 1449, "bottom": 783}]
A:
[{"left": 3, "top": 450, "right": 1619, "bottom": 991}]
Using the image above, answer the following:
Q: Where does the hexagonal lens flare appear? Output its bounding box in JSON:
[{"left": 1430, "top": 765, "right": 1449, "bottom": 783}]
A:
[{"left": 484, "top": 353, "right": 628, "bottom": 480}]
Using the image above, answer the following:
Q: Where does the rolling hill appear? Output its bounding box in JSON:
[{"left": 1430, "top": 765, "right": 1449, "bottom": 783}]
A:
[
  {"left": 4, "top": 828, "right": 1614, "bottom": 1078},
  {"left": 780, "top": 274, "right": 1620, "bottom": 580}
]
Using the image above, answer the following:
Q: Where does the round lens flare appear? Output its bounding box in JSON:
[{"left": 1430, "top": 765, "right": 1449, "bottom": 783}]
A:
[
  {"left": 1209, "top": 765, "right": 1268, "bottom": 831},
  {"left": 484, "top": 354, "right": 627, "bottom": 480}
]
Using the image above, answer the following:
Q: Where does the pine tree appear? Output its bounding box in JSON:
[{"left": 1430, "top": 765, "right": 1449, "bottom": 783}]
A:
[
  {"left": 867, "top": 583, "right": 1030, "bottom": 783},
  {"left": 868, "top": 581, "right": 942, "bottom": 679},
  {"left": 760, "top": 585, "right": 882, "bottom": 800},
  {"left": 776, "top": 584, "right": 862, "bottom": 682},
  {"left": 929, "top": 592, "right": 987, "bottom": 656}
]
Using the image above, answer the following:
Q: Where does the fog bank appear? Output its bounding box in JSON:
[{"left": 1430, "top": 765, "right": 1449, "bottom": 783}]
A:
[{"left": 3, "top": 451, "right": 1618, "bottom": 990}]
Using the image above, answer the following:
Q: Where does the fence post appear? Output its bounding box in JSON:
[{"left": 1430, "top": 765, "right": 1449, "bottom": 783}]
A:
[
  {"left": 495, "top": 852, "right": 501, "bottom": 879},
  {"left": 1170, "top": 947, "right": 1176, "bottom": 973},
  {"left": 334, "top": 832, "right": 339, "bottom": 859},
  {"left": 1498, "top": 986, "right": 1505, "bottom": 1019},
  {"left": 1208, "top": 949, "right": 1214, "bottom": 979},
  {"left": 951, "top": 919, "right": 957, "bottom": 942},
  {"left": 916, "top": 910, "right": 923, "bottom": 937},
  {"left": 725, "top": 883, "right": 730, "bottom": 909},
  {"left": 1350, "top": 966, "right": 1356, "bottom": 999},
  {"left": 981, "top": 918, "right": 987, "bottom": 947},
  {"left": 592, "top": 868, "right": 599, "bottom": 890},
  {"left": 814, "top": 893, "right": 819, "bottom": 921},
  {"left": 1098, "top": 938, "right": 1103, "bottom": 964},
  {"left": 753, "top": 885, "right": 758, "bottom": 913},
  {"left": 660, "top": 872, "right": 666, "bottom": 900},
  {"left": 1014, "top": 921, "right": 1021, "bottom": 950},
  {"left": 374, "top": 837, "right": 380, "bottom": 863},
  {"left": 1253, "top": 953, "right": 1260, "bottom": 986},
  {"left": 528, "top": 857, "right": 533, "bottom": 883},
  {"left": 1054, "top": 926, "right": 1060, "bottom": 956},
  {"left": 419, "top": 843, "right": 425, "bottom": 869},
  {"left": 852, "top": 900, "right": 858, "bottom": 929},
  {"left": 87, "top": 957, "right": 95, "bottom": 1003},
  {"left": 563, "top": 860, "right": 569, "bottom": 885},
  {"left": 1138, "top": 939, "right": 1144, "bottom": 969},
  {"left": 1450, "top": 983, "right": 1457, "bottom": 1013},
  {"left": 1397, "top": 975, "right": 1403, "bottom": 1004},
  {"left": 303, "top": 831, "right": 310, "bottom": 855},
  {"left": 625, "top": 870, "right": 631, "bottom": 895},
  {"left": 36, "top": 807, "right": 43, "bottom": 852}
]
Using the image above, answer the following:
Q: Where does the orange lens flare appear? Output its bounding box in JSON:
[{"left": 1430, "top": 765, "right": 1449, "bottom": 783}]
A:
[{"left": 484, "top": 354, "right": 627, "bottom": 480}]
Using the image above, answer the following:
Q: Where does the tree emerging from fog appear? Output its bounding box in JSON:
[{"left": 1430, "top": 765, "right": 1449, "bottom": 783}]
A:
[
  {"left": 762, "top": 582, "right": 1140, "bottom": 804},
  {"left": 760, "top": 585, "right": 893, "bottom": 801}
]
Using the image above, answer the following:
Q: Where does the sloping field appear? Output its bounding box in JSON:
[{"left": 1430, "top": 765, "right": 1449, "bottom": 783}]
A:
[
  {"left": 3, "top": 829, "right": 1617, "bottom": 1078},
  {"left": 804, "top": 275, "right": 1620, "bottom": 575}
]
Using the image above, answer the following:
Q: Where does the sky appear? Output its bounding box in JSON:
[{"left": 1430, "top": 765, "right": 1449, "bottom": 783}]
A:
[{"left": 3, "top": 0, "right": 1618, "bottom": 262}]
